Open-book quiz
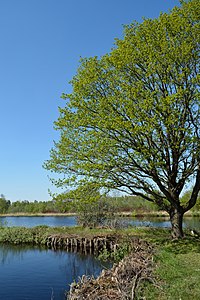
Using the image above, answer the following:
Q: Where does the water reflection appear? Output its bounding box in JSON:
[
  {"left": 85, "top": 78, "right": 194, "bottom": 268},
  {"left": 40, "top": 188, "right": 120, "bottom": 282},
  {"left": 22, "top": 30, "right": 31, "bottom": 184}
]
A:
[
  {"left": 117, "top": 216, "right": 200, "bottom": 230},
  {"left": 125, "top": 216, "right": 172, "bottom": 228},
  {"left": 0, "top": 215, "right": 200, "bottom": 230},
  {"left": 184, "top": 217, "right": 200, "bottom": 230},
  {"left": 0, "top": 244, "right": 110, "bottom": 300},
  {"left": 0, "top": 216, "right": 77, "bottom": 227},
  {"left": 0, "top": 244, "right": 48, "bottom": 265}
]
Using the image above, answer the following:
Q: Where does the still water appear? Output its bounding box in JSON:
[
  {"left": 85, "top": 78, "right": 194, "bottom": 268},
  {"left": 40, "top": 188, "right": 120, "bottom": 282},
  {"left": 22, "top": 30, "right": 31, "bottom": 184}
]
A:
[
  {"left": 0, "top": 244, "right": 110, "bottom": 300},
  {"left": 0, "top": 215, "right": 200, "bottom": 230},
  {"left": 127, "top": 216, "right": 200, "bottom": 230},
  {"left": 0, "top": 216, "right": 77, "bottom": 227}
]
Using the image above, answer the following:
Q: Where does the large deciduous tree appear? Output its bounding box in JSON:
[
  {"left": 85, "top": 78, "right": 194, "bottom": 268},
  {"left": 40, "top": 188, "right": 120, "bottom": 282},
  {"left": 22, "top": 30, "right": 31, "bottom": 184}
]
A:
[{"left": 44, "top": 0, "right": 200, "bottom": 238}]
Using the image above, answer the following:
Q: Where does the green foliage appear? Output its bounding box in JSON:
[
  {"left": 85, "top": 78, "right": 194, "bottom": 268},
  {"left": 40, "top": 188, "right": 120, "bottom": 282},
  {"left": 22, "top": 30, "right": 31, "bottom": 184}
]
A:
[
  {"left": 44, "top": 0, "right": 200, "bottom": 239},
  {"left": 0, "top": 195, "right": 10, "bottom": 214},
  {"left": 0, "top": 227, "right": 35, "bottom": 244},
  {"left": 6, "top": 200, "right": 59, "bottom": 214},
  {"left": 106, "top": 195, "right": 159, "bottom": 213},
  {"left": 0, "top": 195, "right": 171, "bottom": 216},
  {"left": 75, "top": 198, "right": 114, "bottom": 228},
  {"left": 57, "top": 183, "right": 116, "bottom": 227},
  {"left": 99, "top": 240, "right": 131, "bottom": 262},
  {"left": 0, "top": 226, "right": 58, "bottom": 245},
  {"left": 99, "top": 234, "right": 143, "bottom": 262}
]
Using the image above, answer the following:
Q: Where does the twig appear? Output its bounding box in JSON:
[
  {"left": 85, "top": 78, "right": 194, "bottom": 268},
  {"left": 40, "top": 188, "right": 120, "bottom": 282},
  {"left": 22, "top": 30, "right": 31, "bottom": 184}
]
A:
[{"left": 131, "top": 268, "right": 143, "bottom": 300}]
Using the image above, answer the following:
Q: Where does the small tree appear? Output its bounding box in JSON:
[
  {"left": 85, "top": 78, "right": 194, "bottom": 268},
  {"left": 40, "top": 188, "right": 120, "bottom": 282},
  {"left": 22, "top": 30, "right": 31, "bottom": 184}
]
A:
[
  {"left": 44, "top": 0, "right": 200, "bottom": 238},
  {"left": 56, "top": 183, "right": 114, "bottom": 227}
]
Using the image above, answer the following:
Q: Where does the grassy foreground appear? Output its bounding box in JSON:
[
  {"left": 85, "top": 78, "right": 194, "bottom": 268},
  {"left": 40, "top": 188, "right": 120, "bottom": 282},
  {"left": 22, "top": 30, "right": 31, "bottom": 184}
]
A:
[
  {"left": 141, "top": 235, "right": 200, "bottom": 300},
  {"left": 127, "top": 228, "right": 200, "bottom": 300},
  {"left": 0, "top": 225, "right": 199, "bottom": 299}
]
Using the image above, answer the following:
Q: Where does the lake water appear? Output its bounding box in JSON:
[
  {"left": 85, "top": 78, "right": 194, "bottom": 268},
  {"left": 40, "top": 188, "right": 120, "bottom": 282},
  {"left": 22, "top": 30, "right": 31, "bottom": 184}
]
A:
[
  {"left": 127, "top": 216, "right": 200, "bottom": 230},
  {"left": 0, "top": 216, "right": 77, "bottom": 228},
  {"left": 0, "top": 215, "right": 200, "bottom": 230},
  {"left": 0, "top": 243, "right": 110, "bottom": 300}
]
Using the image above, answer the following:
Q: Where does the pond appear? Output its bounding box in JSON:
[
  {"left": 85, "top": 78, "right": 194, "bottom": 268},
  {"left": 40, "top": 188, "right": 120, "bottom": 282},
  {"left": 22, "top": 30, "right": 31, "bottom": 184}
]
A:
[
  {"left": 0, "top": 216, "right": 77, "bottom": 228},
  {"left": 0, "top": 243, "right": 110, "bottom": 300},
  {"left": 0, "top": 215, "right": 200, "bottom": 230},
  {"left": 126, "top": 216, "right": 200, "bottom": 230}
]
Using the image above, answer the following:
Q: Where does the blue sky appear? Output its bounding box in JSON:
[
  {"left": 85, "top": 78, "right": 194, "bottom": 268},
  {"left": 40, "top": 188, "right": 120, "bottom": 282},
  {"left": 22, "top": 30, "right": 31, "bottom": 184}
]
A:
[{"left": 0, "top": 0, "right": 180, "bottom": 201}]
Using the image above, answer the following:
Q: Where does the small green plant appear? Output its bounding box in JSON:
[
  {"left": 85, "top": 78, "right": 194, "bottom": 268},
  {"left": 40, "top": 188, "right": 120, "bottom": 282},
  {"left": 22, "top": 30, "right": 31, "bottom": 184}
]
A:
[
  {"left": 111, "top": 243, "right": 130, "bottom": 262},
  {"left": 98, "top": 236, "right": 132, "bottom": 262},
  {"left": 98, "top": 246, "right": 111, "bottom": 261}
]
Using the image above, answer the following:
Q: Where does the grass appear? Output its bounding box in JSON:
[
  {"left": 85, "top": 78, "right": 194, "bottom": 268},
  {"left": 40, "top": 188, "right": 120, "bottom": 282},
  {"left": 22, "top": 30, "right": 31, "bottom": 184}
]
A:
[
  {"left": 0, "top": 225, "right": 120, "bottom": 245},
  {"left": 138, "top": 234, "right": 200, "bottom": 300},
  {"left": 152, "top": 251, "right": 200, "bottom": 299},
  {"left": 141, "top": 250, "right": 200, "bottom": 300}
]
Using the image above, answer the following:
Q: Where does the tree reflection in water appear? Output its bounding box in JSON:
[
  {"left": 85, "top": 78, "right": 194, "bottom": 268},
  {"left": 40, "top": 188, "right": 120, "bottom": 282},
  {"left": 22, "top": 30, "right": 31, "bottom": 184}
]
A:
[{"left": 0, "top": 244, "right": 111, "bottom": 300}]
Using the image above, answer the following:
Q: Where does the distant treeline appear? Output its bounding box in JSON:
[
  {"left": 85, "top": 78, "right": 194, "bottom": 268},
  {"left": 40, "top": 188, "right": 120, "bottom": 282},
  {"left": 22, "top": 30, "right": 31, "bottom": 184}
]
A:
[
  {"left": 0, "top": 192, "right": 199, "bottom": 215},
  {"left": 0, "top": 193, "right": 69, "bottom": 214}
]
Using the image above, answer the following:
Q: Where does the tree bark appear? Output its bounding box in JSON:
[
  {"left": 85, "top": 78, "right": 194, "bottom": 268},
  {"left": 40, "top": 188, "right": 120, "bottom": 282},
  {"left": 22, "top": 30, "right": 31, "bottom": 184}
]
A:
[{"left": 169, "top": 208, "right": 184, "bottom": 239}]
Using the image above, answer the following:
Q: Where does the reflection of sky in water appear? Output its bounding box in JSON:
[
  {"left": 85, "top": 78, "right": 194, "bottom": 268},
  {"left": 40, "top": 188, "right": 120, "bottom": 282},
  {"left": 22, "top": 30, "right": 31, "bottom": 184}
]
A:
[
  {"left": 130, "top": 219, "right": 171, "bottom": 228},
  {"left": 123, "top": 217, "right": 200, "bottom": 230},
  {"left": 0, "top": 216, "right": 77, "bottom": 227},
  {"left": 0, "top": 244, "right": 110, "bottom": 300},
  {"left": 0, "top": 216, "right": 200, "bottom": 229}
]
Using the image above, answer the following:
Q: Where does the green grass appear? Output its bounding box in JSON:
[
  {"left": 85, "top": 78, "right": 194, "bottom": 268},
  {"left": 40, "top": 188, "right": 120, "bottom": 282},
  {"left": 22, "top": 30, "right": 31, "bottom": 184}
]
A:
[
  {"left": 157, "top": 252, "right": 200, "bottom": 299},
  {"left": 142, "top": 250, "right": 200, "bottom": 300},
  {"left": 0, "top": 225, "right": 173, "bottom": 245},
  {"left": 139, "top": 234, "right": 200, "bottom": 300},
  {"left": 0, "top": 225, "right": 120, "bottom": 244}
]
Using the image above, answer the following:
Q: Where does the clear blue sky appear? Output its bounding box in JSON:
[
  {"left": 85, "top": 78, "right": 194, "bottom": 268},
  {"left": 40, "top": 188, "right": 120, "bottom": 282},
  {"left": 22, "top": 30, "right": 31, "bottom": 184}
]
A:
[{"left": 0, "top": 0, "right": 180, "bottom": 201}]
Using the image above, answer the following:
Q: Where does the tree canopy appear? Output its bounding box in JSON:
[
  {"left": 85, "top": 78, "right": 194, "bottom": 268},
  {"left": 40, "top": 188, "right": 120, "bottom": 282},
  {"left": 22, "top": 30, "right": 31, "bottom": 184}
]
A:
[{"left": 44, "top": 0, "right": 200, "bottom": 238}]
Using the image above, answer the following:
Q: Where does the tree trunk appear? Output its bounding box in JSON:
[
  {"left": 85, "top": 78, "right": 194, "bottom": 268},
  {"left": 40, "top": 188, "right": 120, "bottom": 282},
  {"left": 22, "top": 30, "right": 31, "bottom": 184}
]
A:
[{"left": 169, "top": 208, "right": 184, "bottom": 239}]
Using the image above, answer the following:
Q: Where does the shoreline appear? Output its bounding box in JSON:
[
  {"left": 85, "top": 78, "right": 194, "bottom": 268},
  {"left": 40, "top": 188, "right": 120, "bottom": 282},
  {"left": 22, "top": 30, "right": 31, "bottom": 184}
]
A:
[
  {"left": 0, "top": 210, "right": 199, "bottom": 217},
  {"left": 0, "top": 212, "right": 77, "bottom": 217}
]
